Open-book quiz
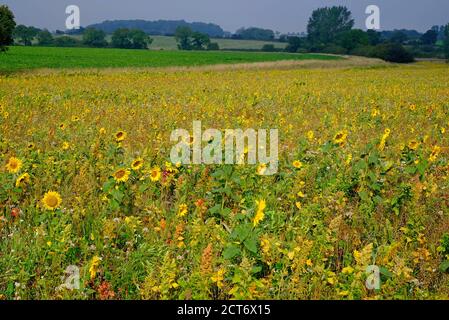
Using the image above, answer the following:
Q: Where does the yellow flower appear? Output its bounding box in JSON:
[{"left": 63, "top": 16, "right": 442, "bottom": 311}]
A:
[
  {"left": 292, "top": 160, "right": 303, "bottom": 169},
  {"left": 306, "top": 259, "right": 313, "bottom": 267},
  {"left": 295, "top": 202, "right": 302, "bottom": 209},
  {"left": 297, "top": 191, "right": 305, "bottom": 198},
  {"left": 15, "top": 173, "right": 30, "bottom": 187},
  {"left": 59, "top": 123, "right": 66, "bottom": 130},
  {"left": 62, "top": 141, "right": 70, "bottom": 150},
  {"left": 99, "top": 127, "right": 106, "bottom": 135},
  {"left": 178, "top": 203, "right": 188, "bottom": 217},
  {"left": 5, "top": 157, "right": 22, "bottom": 173},
  {"left": 149, "top": 166, "right": 161, "bottom": 182},
  {"left": 306, "top": 130, "right": 314, "bottom": 141},
  {"left": 428, "top": 146, "right": 441, "bottom": 162},
  {"left": 211, "top": 269, "right": 225, "bottom": 288},
  {"left": 408, "top": 140, "right": 420, "bottom": 151},
  {"left": 115, "top": 130, "right": 127, "bottom": 142},
  {"left": 89, "top": 256, "right": 101, "bottom": 280},
  {"left": 131, "top": 158, "right": 144, "bottom": 171},
  {"left": 113, "top": 168, "right": 130, "bottom": 183},
  {"left": 342, "top": 266, "right": 354, "bottom": 274},
  {"left": 333, "top": 130, "right": 348, "bottom": 145},
  {"left": 256, "top": 163, "right": 267, "bottom": 175},
  {"left": 253, "top": 199, "right": 266, "bottom": 226},
  {"left": 42, "top": 191, "right": 62, "bottom": 211}
]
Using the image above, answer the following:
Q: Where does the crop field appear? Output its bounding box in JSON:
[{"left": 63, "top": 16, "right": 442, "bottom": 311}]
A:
[
  {"left": 0, "top": 46, "right": 336, "bottom": 73},
  {"left": 0, "top": 61, "right": 449, "bottom": 300}
]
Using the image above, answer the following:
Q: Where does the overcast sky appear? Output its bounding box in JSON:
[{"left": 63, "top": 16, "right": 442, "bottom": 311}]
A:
[{"left": 3, "top": 0, "right": 449, "bottom": 33}]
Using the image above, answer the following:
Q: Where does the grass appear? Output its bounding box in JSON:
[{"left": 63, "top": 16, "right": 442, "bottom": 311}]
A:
[{"left": 0, "top": 46, "right": 340, "bottom": 72}]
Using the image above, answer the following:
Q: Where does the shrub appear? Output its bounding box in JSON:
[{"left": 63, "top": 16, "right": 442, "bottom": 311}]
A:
[
  {"left": 261, "top": 44, "right": 276, "bottom": 52},
  {"left": 321, "top": 45, "right": 347, "bottom": 55},
  {"left": 372, "top": 43, "right": 414, "bottom": 63}
]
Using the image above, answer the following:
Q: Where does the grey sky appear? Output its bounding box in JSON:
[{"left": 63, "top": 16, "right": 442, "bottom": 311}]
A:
[{"left": 2, "top": 0, "right": 448, "bottom": 33}]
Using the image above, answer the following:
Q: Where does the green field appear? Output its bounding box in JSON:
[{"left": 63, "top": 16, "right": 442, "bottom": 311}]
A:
[{"left": 0, "top": 46, "right": 340, "bottom": 72}]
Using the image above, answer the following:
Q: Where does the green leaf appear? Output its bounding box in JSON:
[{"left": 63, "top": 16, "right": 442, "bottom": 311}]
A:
[
  {"left": 439, "top": 260, "right": 449, "bottom": 273},
  {"left": 102, "top": 179, "right": 115, "bottom": 192},
  {"left": 111, "top": 189, "right": 124, "bottom": 202},
  {"left": 244, "top": 238, "right": 258, "bottom": 254},
  {"left": 231, "top": 224, "right": 251, "bottom": 242},
  {"left": 223, "top": 245, "right": 241, "bottom": 259}
]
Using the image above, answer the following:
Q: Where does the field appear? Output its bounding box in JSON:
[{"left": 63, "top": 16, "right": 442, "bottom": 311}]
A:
[
  {"left": 0, "top": 46, "right": 337, "bottom": 73},
  {"left": 1, "top": 60, "right": 449, "bottom": 300}
]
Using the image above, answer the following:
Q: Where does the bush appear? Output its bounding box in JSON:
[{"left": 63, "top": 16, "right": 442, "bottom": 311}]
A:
[
  {"left": 53, "top": 36, "right": 80, "bottom": 47},
  {"left": 261, "top": 44, "right": 276, "bottom": 52},
  {"left": 321, "top": 45, "right": 347, "bottom": 55},
  {"left": 372, "top": 43, "right": 414, "bottom": 63},
  {"left": 350, "top": 45, "right": 375, "bottom": 57},
  {"left": 207, "top": 42, "right": 220, "bottom": 51}
]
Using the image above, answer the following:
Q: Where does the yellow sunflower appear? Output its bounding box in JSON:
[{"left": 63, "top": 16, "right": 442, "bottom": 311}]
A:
[
  {"left": 42, "top": 191, "right": 62, "bottom": 211},
  {"left": 15, "top": 173, "right": 30, "bottom": 187},
  {"left": 333, "top": 130, "right": 348, "bottom": 145},
  {"left": 115, "top": 130, "right": 127, "bottom": 142},
  {"left": 428, "top": 146, "right": 441, "bottom": 162},
  {"left": 149, "top": 166, "right": 161, "bottom": 182},
  {"left": 113, "top": 168, "right": 130, "bottom": 183},
  {"left": 131, "top": 158, "right": 144, "bottom": 171},
  {"left": 5, "top": 157, "right": 22, "bottom": 174},
  {"left": 178, "top": 203, "right": 188, "bottom": 217},
  {"left": 253, "top": 199, "right": 266, "bottom": 227},
  {"left": 408, "top": 140, "right": 420, "bottom": 151},
  {"left": 292, "top": 160, "right": 303, "bottom": 169}
]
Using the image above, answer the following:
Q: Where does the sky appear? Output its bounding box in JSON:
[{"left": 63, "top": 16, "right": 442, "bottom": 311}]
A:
[{"left": 3, "top": 0, "right": 449, "bottom": 33}]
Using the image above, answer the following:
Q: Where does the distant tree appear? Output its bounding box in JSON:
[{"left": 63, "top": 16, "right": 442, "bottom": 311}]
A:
[
  {"left": 207, "top": 42, "right": 220, "bottom": 51},
  {"left": 191, "top": 31, "right": 210, "bottom": 50},
  {"left": 14, "top": 25, "right": 40, "bottom": 46},
  {"left": 337, "top": 29, "right": 369, "bottom": 52},
  {"left": 261, "top": 44, "right": 276, "bottom": 52},
  {"left": 112, "top": 28, "right": 152, "bottom": 49},
  {"left": 366, "top": 29, "right": 381, "bottom": 45},
  {"left": 175, "top": 26, "right": 193, "bottom": 50},
  {"left": 307, "top": 6, "right": 354, "bottom": 45},
  {"left": 285, "top": 36, "right": 303, "bottom": 53},
  {"left": 82, "top": 28, "right": 107, "bottom": 47},
  {"left": 420, "top": 29, "right": 438, "bottom": 45},
  {"left": 372, "top": 43, "right": 414, "bottom": 63},
  {"left": 235, "top": 27, "right": 275, "bottom": 41},
  {"left": 390, "top": 31, "right": 408, "bottom": 44},
  {"left": 0, "top": 5, "right": 16, "bottom": 52},
  {"left": 53, "top": 36, "right": 80, "bottom": 47},
  {"left": 444, "top": 24, "right": 449, "bottom": 61},
  {"left": 37, "top": 29, "right": 53, "bottom": 46}
]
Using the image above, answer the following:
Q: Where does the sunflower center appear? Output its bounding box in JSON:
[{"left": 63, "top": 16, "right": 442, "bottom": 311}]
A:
[
  {"left": 46, "top": 196, "right": 58, "bottom": 207},
  {"left": 115, "top": 170, "right": 125, "bottom": 178}
]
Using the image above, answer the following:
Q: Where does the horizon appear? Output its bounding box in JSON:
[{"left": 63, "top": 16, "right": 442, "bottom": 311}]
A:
[{"left": 3, "top": 0, "right": 449, "bottom": 34}]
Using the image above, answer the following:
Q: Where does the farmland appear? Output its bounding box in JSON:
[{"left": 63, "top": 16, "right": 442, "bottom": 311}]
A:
[
  {"left": 0, "top": 60, "right": 449, "bottom": 300},
  {"left": 0, "top": 46, "right": 338, "bottom": 73}
]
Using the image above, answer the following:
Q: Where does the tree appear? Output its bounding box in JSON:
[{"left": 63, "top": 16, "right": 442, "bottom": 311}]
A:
[
  {"left": 191, "top": 31, "right": 210, "bottom": 50},
  {"left": 0, "top": 5, "right": 15, "bottom": 52},
  {"left": 390, "top": 31, "right": 408, "bottom": 44},
  {"left": 366, "top": 29, "right": 381, "bottom": 46},
  {"left": 444, "top": 24, "right": 449, "bottom": 61},
  {"left": 53, "top": 36, "right": 80, "bottom": 47},
  {"left": 82, "top": 28, "right": 107, "bottom": 47},
  {"left": 307, "top": 6, "right": 354, "bottom": 45},
  {"left": 285, "top": 36, "right": 303, "bottom": 53},
  {"left": 37, "top": 29, "right": 53, "bottom": 46},
  {"left": 207, "top": 42, "right": 220, "bottom": 51},
  {"left": 14, "top": 25, "right": 40, "bottom": 46},
  {"left": 372, "top": 43, "right": 414, "bottom": 63},
  {"left": 337, "top": 29, "right": 369, "bottom": 52},
  {"left": 111, "top": 28, "right": 132, "bottom": 48},
  {"left": 235, "top": 27, "right": 275, "bottom": 41},
  {"left": 175, "top": 26, "right": 193, "bottom": 50},
  {"left": 111, "top": 28, "right": 152, "bottom": 49},
  {"left": 128, "top": 29, "right": 152, "bottom": 49},
  {"left": 420, "top": 29, "right": 438, "bottom": 45}
]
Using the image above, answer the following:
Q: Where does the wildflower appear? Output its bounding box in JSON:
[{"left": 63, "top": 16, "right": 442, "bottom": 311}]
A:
[
  {"left": 89, "top": 256, "right": 101, "bottom": 280},
  {"left": 42, "top": 191, "right": 62, "bottom": 211},
  {"left": 200, "top": 244, "right": 213, "bottom": 275},
  {"left": 297, "top": 191, "right": 305, "bottom": 198},
  {"left": 59, "top": 123, "right": 66, "bottom": 130},
  {"left": 306, "top": 259, "right": 313, "bottom": 267},
  {"left": 62, "top": 142, "right": 70, "bottom": 150},
  {"left": 113, "top": 168, "right": 130, "bottom": 183},
  {"left": 306, "top": 130, "right": 314, "bottom": 141},
  {"left": 253, "top": 199, "right": 266, "bottom": 226},
  {"left": 131, "top": 158, "right": 144, "bottom": 171},
  {"left": 428, "top": 146, "right": 441, "bottom": 162},
  {"left": 27, "top": 143, "right": 35, "bottom": 150},
  {"left": 178, "top": 204, "right": 188, "bottom": 217},
  {"left": 378, "top": 128, "right": 391, "bottom": 151},
  {"left": 295, "top": 202, "right": 302, "bottom": 209},
  {"left": 342, "top": 266, "right": 354, "bottom": 274},
  {"left": 333, "top": 130, "right": 348, "bottom": 145},
  {"left": 15, "top": 173, "right": 30, "bottom": 187},
  {"left": 5, "top": 157, "right": 22, "bottom": 173},
  {"left": 408, "top": 140, "right": 420, "bottom": 151},
  {"left": 345, "top": 154, "right": 352, "bottom": 166},
  {"left": 99, "top": 127, "right": 106, "bottom": 135},
  {"left": 114, "top": 130, "right": 127, "bottom": 142},
  {"left": 292, "top": 160, "right": 303, "bottom": 169},
  {"left": 211, "top": 269, "right": 225, "bottom": 288},
  {"left": 149, "top": 166, "right": 161, "bottom": 182},
  {"left": 256, "top": 163, "right": 267, "bottom": 175}
]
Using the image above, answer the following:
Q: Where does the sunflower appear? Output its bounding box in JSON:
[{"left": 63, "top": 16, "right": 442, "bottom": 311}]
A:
[
  {"left": 131, "top": 158, "right": 144, "bottom": 171},
  {"left": 149, "top": 166, "right": 161, "bottom": 182},
  {"left": 292, "top": 160, "right": 303, "bottom": 169},
  {"left": 114, "top": 131, "right": 127, "bottom": 142},
  {"left": 42, "top": 191, "right": 62, "bottom": 211},
  {"left": 59, "top": 123, "right": 66, "bottom": 130},
  {"left": 99, "top": 127, "right": 106, "bottom": 135},
  {"left": 5, "top": 157, "right": 22, "bottom": 173},
  {"left": 428, "top": 146, "right": 441, "bottom": 162},
  {"left": 178, "top": 203, "right": 188, "bottom": 217},
  {"left": 15, "top": 173, "right": 30, "bottom": 187},
  {"left": 27, "top": 143, "right": 35, "bottom": 150},
  {"left": 113, "top": 168, "right": 130, "bottom": 183},
  {"left": 408, "top": 140, "right": 420, "bottom": 151},
  {"left": 62, "top": 142, "right": 70, "bottom": 150},
  {"left": 333, "top": 130, "right": 348, "bottom": 145}
]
